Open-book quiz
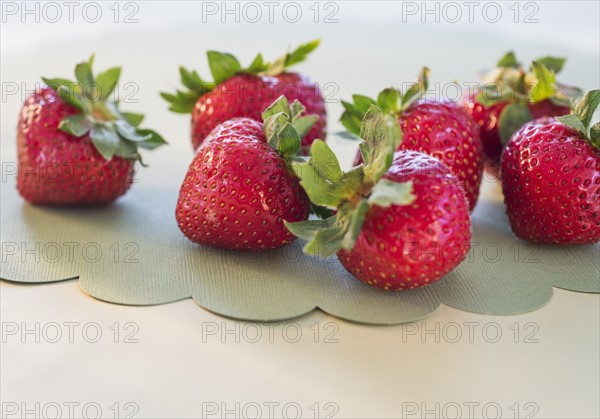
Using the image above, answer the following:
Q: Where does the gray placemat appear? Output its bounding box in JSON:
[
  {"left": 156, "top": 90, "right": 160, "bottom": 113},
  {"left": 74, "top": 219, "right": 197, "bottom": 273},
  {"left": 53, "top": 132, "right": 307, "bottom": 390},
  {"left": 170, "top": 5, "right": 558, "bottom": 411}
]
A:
[{"left": 1, "top": 178, "right": 598, "bottom": 325}]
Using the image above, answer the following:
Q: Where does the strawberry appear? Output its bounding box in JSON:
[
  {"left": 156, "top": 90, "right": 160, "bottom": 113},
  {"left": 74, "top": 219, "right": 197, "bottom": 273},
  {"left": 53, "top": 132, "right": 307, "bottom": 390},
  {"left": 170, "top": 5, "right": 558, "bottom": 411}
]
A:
[
  {"left": 341, "top": 68, "right": 483, "bottom": 211},
  {"left": 175, "top": 96, "right": 314, "bottom": 250},
  {"left": 286, "top": 106, "right": 472, "bottom": 290},
  {"left": 17, "top": 56, "right": 166, "bottom": 205},
  {"left": 501, "top": 90, "right": 600, "bottom": 245},
  {"left": 464, "top": 52, "right": 578, "bottom": 170},
  {"left": 161, "top": 40, "right": 326, "bottom": 154}
]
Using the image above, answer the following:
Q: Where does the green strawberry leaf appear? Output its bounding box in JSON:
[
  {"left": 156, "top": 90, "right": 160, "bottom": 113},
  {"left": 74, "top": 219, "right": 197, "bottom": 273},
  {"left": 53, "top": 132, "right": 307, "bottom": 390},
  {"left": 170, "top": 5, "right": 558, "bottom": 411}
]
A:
[
  {"left": 284, "top": 216, "right": 337, "bottom": 241},
  {"left": 360, "top": 106, "right": 402, "bottom": 182},
  {"left": 293, "top": 115, "right": 317, "bottom": 139},
  {"left": 530, "top": 61, "right": 556, "bottom": 102},
  {"left": 56, "top": 85, "right": 87, "bottom": 112},
  {"left": 556, "top": 113, "right": 587, "bottom": 137},
  {"left": 264, "top": 113, "right": 289, "bottom": 147},
  {"left": 207, "top": 51, "right": 242, "bottom": 84},
  {"left": 340, "top": 199, "right": 369, "bottom": 250},
  {"left": 367, "top": 179, "right": 415, "bottom": 208},
  {"left": 284, "top": 39, "right": 320, "bottom": 67},
  {"left": 589, "top": 123, "right": 600, "bottom": 149},
  {"left": 121, "top": 112, "right": 144, "bottom": 127},
  {"left": 377, "top": 88, "right": 400, "bottom": 114},
  {"left": 302, "top": 224, "right": 346, "bottom": 258},
  {"left": 574, "top": 89, "right": 600, "bottom": 130},
  {"left": 276, "top": 123, "right": 301, "bottom": 158},
  {"left": 90, "top": 123, "right": 120, "bottom": 160},
  {"left": 246, "top": 53, "right": 269, "bottom": 73},
  {"left": 309, "top": 140, "right": 342, "bottom": 182},
  {"left": 557, "top": 90, "right": 600, "bottom": 143},
  {"left": 290, "top": 100, "right": 307, "bottom": 118},
  {"left": 498, "top": 103, "right": 533, "bottom": 145},
  {"left": 291, "top": 161, "right": 341, "bottom": 208},
  {"left": 135, "top": 129, "right": 168, "bottom": 150},
  {"left": 160, "top": 90, "right": 201, "bottom": 114},
  {"left": 352, "top": 94, "right": 377, "bottom": 115},
  {"left": 114, "top": 137, "right": 140, "bottom": 160},
  {"left": 401, "top": 67, "right": 429, "bottom": 110},
  {"left": 291, "top": 160, "right": 363, "bottom": 209},
  {"left": 160, "top": 67, "right": 213, "bottom": 114},
  {"left": 74, "top": 61, "right": 94, "bottom": 87},
  {"left": 74, "top": 61, "right": 97, "bottom": 101},
  {"left": 534, "top": 56, "right": 566, "bottom": 74},
  {"left": 179, "top": 66, "right": 204, "bottom": 91},
  {"left": 476, "top": 84, "right": 521, "bottom": 106},
  {"left": 497, "top": 51, "right": 520, "bottom": 68},
  {"left": 58, "top": 115, "right": 91, "bottom": 137},
  {"left": 262, "top": 95, "right": 291, "bottom": 120},
  {"left": 42, "top": 77, "right": 75, "bottom": 90},
  {"left": 114, "top": 120, "right": 153, "bottom": 142},
  {"left": 95, "top": 67, "right": 121, "bottom": 100},
  {"left": 339, "top": 69, "right": 428, "bottom": 141},
  {"left": 340, "top": 101, "right": 363, "bottom": 137}
]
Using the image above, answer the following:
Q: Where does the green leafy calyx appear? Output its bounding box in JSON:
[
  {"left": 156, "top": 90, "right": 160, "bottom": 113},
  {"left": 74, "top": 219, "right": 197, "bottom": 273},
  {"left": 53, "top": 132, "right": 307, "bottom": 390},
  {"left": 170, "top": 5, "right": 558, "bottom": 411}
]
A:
[
  {"left": 286, "top": 106, "right": 415, "bottom": 258},
  {"left": 557, "top": 90, "right": 600, "bottom": 150},
  {"left": 43, "top": 55, "right": 167, "bottom": 163},
  {"left": 477, "top": 51, "right": 582, "bottom": 144},
  {"left": 161, "top": 40, "right": 320, "bottom": 114},
  {"left": 261, "top": 95, "right": 317, "bottom": 159},
  {"left": 340, "top": 67, "right": 429, "bottom": 137}
]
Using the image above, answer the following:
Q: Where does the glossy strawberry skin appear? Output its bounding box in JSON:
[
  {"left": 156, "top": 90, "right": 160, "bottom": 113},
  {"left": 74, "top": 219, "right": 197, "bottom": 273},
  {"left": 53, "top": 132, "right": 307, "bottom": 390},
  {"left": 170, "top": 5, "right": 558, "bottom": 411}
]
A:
[
  {"left": 338, "top": 151, "right": 472, "bottom": 290},
  {"left": 502, "top": 117, "right": 600, "bottom": 244},
  {"left": 191, "top": 73, "right": 326, "bottom": 154},
  {"left": 176, "top": 118, "right": 310, "bottom": 250},
  {"left": 17, "top": 87, "right": 133, "bottom": 205},
  {"left": 464, "top": 91, "right": 570, "bottom": 167},
  {"left": 355, "top": 100, "right": 483, "bottom": 211}
]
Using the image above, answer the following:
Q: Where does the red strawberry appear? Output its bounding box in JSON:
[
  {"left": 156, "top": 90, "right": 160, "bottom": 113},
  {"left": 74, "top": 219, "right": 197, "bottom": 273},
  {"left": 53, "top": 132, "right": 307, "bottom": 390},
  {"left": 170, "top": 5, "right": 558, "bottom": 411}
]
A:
[
  {"left": 501, "top": 90, "right": 600, "bottom": 244},
  {"left": 162, "top": 40, "right": 326, "bottom": 154},
  {"left": 341, "top": 68, "right": 483, "bottom": 211},
  {"left": 287, "top": 106, "right": 471, "bottom": 290},
  {"left": 464, "top": 51, "right": 577, "bottom": 170},
  {"left": 338, "top": 151, "right": 471, "bottom": 290},
  {"left": 175, "top": 97, "right": 313, "bottom": 250},
  {"left": 17, "top": 56, "right": 166, "bottom": 205}
]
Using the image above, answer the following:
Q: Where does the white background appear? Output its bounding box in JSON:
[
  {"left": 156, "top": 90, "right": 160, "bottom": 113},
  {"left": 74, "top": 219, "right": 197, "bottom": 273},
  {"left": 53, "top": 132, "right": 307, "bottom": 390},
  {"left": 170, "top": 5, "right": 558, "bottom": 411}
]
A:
[{"left": 1, "top": 1, "right": 599, "bottom": 418}]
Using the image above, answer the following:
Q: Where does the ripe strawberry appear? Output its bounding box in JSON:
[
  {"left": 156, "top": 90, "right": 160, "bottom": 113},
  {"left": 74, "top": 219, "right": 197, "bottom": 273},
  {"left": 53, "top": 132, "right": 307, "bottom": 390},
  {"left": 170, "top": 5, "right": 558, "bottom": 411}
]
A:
[
  {"left": 464, "top": 51, "right": 578, "bottom": 169},
  {"left": 287, "top": 106, "right": 472, "bottom": 290},
  {"left": 341, "top": 68, "right": 483, "bottom": 211},
  {"left": 175, "top": 96, "right": 314, "bottom": 250},
  {"left": 17, "top": 56, "right": 166, "bottom": 205},
  {"left": 162, "top": 40, "right": 326, "bottom": 154},
  {"left": 501, "top": 90, "right": 600, "bottom": 244}
]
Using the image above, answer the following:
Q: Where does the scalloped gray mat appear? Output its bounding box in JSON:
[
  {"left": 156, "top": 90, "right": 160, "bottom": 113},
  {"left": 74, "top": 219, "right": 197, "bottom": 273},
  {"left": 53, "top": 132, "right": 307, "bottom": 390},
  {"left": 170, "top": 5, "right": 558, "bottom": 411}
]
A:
[{"left": 1, "top": 178, "right": 598, "bottom": 325}]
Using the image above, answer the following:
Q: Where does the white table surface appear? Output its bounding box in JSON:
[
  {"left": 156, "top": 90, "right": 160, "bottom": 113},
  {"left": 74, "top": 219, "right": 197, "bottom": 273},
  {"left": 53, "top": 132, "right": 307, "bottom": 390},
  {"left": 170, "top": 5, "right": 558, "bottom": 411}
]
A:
[{"left": 1, "top": 2, "right": 599, "bottom": 418}]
